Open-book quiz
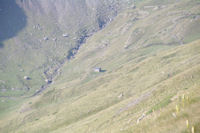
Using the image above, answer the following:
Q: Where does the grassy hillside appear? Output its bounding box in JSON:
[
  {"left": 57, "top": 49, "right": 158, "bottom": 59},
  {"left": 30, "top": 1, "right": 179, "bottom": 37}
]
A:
[
  {"left": 0, "top": 0, "right": 125, "bottom": 105},
  {"left": 0, "top": 0, "right": 200, "bottom": 133}
]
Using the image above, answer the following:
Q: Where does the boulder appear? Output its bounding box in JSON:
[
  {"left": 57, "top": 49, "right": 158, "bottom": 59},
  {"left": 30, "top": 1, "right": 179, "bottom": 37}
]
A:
[
  {"left": 62, "top": 33, "right": 69, "bottom": 37},
  {"left": 43, "top": 37, "right": 49, "bottom": 41},
  {"left": 24, "top": 76, "right": 31, "bottom": 80},
  {"left": 45, "top": 79, "right": 52, "bottom": 84}
]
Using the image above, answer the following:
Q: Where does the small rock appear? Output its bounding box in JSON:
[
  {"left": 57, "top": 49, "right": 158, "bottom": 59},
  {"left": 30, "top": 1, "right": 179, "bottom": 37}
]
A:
[
  {"left": 124, "top": 45, "right": 128, "bottom": 49},
  {"left": 131, "top": 5, "right": 136, "bottom": 9},
  {"left": 172, "top": 112, "right": 176, "bottom": 118},
  {"left": 118, "top": 93, "right": 124, "bottom": 99},
  {"left": 24, "top": 76, "right": 31, "bottom": 80},
  {"left": 62, "top": 33, "right": 69, "bottom": 37},
  {"left": 52, "top": 38, "right": 57, "bottom": 41},
  {"left": 137, "top": 113, "right": 146, "bottom": 124},
  {"left": 43, "top": 37, "right": 48, "bottom": 41},
  {"left": 45, "top": 79, "right": 52, "bottom": 84}
]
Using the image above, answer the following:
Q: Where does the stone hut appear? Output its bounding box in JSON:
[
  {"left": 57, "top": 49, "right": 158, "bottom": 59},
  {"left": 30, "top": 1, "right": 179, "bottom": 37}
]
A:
[{"left": 94, "top": 68, "right": 102, "bottom": 73}]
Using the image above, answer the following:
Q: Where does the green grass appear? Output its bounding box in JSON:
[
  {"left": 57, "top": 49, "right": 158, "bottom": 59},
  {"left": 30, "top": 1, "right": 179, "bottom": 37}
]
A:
[{"left": 147, "top": 95, "right": 173, "bottom": 114}]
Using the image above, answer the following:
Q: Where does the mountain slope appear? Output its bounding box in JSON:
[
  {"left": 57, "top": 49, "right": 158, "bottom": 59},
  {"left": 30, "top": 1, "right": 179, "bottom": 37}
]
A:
[
  {"left": 0, "top": 0, "right": 200, "bottom": 133},
  {"left": 0, "top": 0, "right": 127, "bottom": 104}
]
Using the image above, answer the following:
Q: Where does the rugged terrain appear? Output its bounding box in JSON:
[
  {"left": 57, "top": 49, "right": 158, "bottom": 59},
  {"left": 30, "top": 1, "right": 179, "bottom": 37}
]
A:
[{"left": 0, "top": 0, "right": 200, "bottom": 133}]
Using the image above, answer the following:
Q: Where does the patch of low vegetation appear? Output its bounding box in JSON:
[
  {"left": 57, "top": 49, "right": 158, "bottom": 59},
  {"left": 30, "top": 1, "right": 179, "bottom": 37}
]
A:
[{"left": 147, "top": 95, "right": 172, "bottom": 114}]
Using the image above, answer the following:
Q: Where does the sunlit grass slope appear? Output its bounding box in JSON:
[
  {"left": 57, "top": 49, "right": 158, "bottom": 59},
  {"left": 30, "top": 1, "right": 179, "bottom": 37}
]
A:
[
  {"left": 0, "top": 0, "right": 200, "bottom": 133},
  {"left": 1, "top": 40, "right": 200, "bottom": 133}
]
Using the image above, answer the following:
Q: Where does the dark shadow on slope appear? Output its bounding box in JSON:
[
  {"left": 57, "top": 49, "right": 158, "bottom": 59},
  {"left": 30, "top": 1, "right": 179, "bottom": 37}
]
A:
[
  {"left": 0, "top": 0, "right": 27, "bottom": 48},
  {"left": 100, "top": 69, "right": 106, "bottom": 72}
]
